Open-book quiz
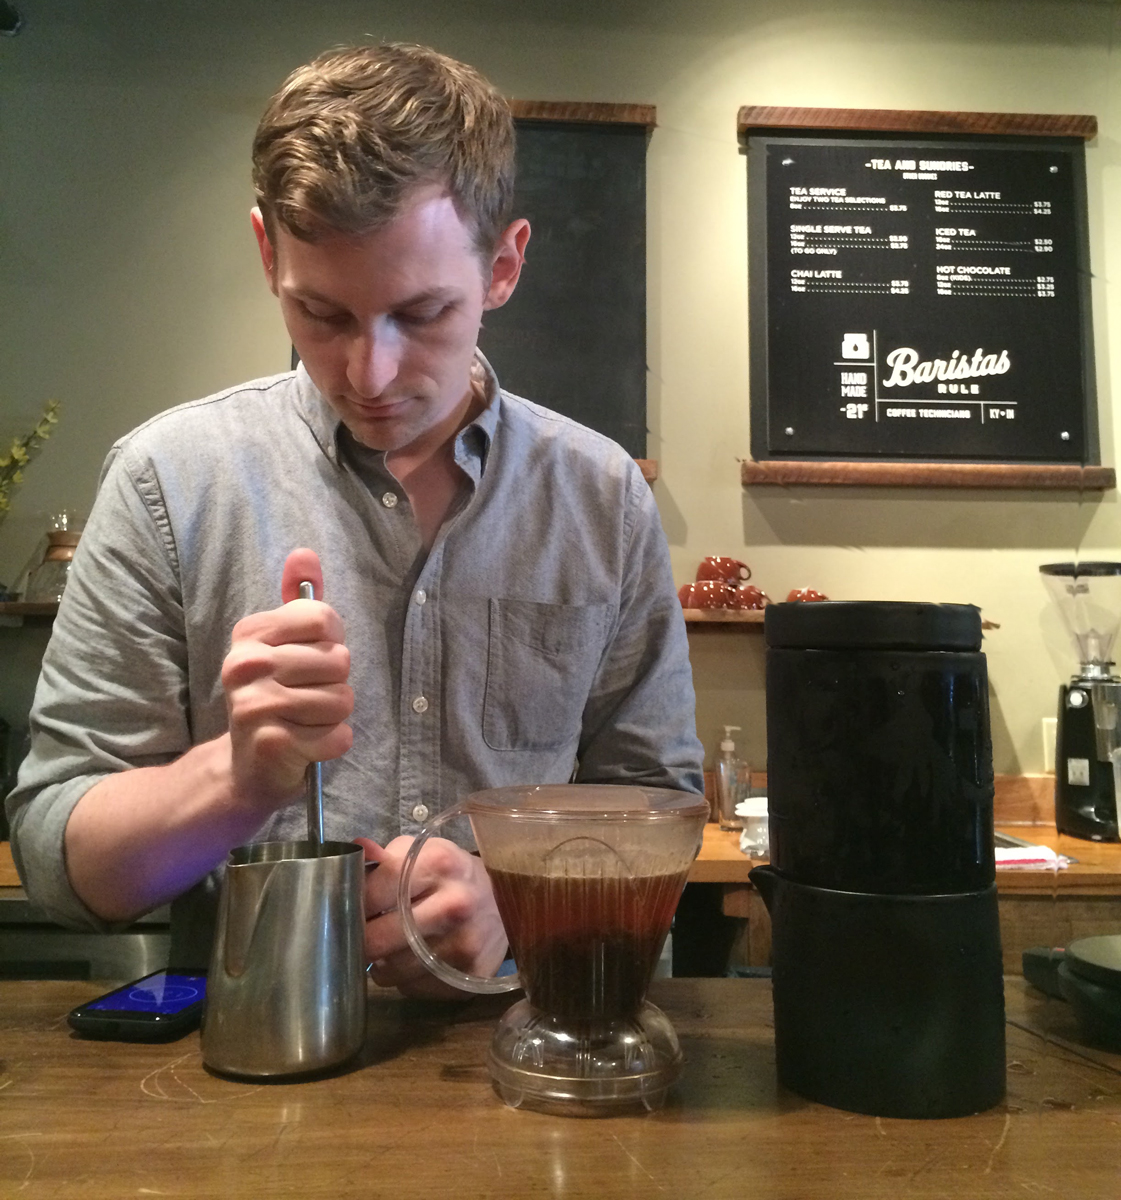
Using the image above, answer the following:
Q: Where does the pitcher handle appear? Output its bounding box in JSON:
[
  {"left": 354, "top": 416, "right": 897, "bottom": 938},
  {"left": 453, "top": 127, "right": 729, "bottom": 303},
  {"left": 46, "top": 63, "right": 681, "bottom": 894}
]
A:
[{"left": 397, "top": 803, "right": 521, "bottom": 995}]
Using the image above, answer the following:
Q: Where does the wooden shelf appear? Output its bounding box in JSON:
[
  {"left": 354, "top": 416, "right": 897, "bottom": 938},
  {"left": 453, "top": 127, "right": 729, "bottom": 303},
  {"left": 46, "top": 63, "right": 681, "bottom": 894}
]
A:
[
  {"left": 683, "top": 605, "right": 998, "bottom": 631},
  {"left": 0, "top": 843, "right": 18, "bottom": 888},
  {"left": 683, "top": 608, "right": 765, "bottom": 626},
  {"left": 742, "top": 460, "right": 1116, "bottom": 491},
  {"left": 0, "top": 601, "right": 59, "bottom": 617}
]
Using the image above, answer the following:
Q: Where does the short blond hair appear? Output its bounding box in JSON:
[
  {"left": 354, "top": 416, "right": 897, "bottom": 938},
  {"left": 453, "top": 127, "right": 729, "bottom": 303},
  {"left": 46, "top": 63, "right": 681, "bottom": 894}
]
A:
[{"left": 252, "top": 43, "right": 515, "bottom": 254}]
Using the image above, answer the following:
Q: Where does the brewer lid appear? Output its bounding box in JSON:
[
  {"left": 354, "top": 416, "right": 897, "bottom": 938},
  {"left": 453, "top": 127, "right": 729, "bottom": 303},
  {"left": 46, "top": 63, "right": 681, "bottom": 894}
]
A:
[
  {"left": 764, "top": 601, "right": 982, "bottom": 651},
  {"left": 465, "top": 783, "right": 709, "bottom": 820},
  {"left": 1065, "top": 934, "right": 1121, "bottom": 991}
]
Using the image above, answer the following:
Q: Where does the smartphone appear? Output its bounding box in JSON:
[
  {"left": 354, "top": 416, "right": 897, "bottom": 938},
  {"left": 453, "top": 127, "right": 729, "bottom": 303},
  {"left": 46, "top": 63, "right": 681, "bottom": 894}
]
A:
[{"left": 67, "top": 969, "right": 207, "bottom": 1042}]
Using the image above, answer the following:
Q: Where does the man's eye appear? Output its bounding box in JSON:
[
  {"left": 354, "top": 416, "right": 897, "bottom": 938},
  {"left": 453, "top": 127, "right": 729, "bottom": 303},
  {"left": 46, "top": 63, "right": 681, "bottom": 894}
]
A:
[
  {"left": 395, "top": 305, "right": 450, "bottom": 327},
  {"left": 299, "top": 302, "right": 348, "bottom": 325}
]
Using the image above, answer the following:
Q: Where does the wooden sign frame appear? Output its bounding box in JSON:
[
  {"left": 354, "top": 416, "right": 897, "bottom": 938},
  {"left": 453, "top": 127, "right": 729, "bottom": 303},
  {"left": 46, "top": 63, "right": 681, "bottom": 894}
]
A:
[{"left": 739, "top": 107, "right": 1113, "bottom": 491}]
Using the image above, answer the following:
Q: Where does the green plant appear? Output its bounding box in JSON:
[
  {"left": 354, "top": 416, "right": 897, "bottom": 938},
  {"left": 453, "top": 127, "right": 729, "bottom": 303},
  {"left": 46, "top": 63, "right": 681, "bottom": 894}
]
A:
[{"left": 0, "top": 400, "right": 60, "bottom": 521}]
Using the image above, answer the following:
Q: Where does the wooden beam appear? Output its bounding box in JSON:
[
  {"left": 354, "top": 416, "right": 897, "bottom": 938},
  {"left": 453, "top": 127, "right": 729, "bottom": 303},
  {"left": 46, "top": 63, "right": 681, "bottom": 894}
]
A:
[
  {"left": 737, "top": 105, "right": 1097, "bottom": 140},
  {"left": 510, "top": 100, "right": 656, "bottom": 128},
  {"left": 741, "top": 459, "right": 1115, "bottom": 491}
]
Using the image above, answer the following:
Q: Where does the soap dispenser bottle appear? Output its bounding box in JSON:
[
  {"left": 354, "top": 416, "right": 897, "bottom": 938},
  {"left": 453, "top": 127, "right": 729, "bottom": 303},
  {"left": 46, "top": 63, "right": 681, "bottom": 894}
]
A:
[{"left": 716, "top": 725, "right": 745, "bottom": 831}]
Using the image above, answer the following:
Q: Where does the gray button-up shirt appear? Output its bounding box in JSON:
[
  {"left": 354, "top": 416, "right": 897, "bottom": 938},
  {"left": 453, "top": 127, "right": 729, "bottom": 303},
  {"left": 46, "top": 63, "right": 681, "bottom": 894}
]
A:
[{"left": 7, "top": 356, "right": 703, "bottom": 960}]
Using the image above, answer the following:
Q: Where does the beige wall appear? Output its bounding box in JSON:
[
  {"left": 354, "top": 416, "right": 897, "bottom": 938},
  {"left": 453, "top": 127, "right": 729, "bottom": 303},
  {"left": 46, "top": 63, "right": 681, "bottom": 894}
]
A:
[{"left": 2, "top": 0, "right": 1119, "bottom": 771}]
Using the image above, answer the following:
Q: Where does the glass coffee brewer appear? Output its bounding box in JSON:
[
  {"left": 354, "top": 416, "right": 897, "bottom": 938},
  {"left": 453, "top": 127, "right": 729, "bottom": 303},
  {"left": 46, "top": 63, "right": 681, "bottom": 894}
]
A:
[
  {"left": 398, "top": 785, "right": 708, "bottom": 1116},
  {"left": 1040, "top": 562, "right": 1121, "bottom": 841}
]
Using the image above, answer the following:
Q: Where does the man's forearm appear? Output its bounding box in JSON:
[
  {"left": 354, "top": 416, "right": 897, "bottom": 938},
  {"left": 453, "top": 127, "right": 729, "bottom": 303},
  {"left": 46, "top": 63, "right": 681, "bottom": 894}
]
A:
[{"left": 63, "top": 734, "right": 273, "bottom": 923}]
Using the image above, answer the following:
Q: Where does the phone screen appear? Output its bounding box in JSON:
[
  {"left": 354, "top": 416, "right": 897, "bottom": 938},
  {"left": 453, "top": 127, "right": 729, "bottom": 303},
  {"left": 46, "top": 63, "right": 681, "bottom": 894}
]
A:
[{"left": 85, "top": 972, "right": 206, "bottom": 1015}]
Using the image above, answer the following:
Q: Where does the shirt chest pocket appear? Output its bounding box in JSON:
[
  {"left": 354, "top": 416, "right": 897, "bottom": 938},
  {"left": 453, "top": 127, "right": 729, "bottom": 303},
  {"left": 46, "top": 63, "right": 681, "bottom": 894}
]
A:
[{"left": 483, "top": 598, "right": 612, "bottom": 752}]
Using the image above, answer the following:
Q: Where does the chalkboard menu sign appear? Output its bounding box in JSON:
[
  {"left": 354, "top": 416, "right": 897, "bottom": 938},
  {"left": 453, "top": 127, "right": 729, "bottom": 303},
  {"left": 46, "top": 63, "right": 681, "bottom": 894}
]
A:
[
  {"left": 747, "top": 122, "right": 1098, "bottom": 466},
  {"left": 479, "top": 107, "right": 651, "bottom": 458}
]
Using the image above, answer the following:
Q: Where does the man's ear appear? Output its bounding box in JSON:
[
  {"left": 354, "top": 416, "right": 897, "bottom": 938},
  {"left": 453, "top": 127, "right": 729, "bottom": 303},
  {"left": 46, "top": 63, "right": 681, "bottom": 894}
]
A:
[
  {"left": 482, "top": 219, "right": 531, "bottom": 311},
  {"left": 250, "top": 207, "right": 279, "bottom": 296}
]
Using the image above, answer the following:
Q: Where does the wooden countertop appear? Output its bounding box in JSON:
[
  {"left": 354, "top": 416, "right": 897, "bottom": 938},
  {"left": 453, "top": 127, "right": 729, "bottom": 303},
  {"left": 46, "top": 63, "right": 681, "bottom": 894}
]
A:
[
  {"left": 2, "top": 837, "right": 745, "bottom": 892},
  {"left": 689, "top": 822, "right": 762, "bottom": 882},
  {"left": 689, "top": 823, "right": 1121, "bottom": 893},
  {"left": 989, "top": 826, "right": 1121, "bottom": 895},
  {"left": 1, "top": 976, "right": 1118, "bottom": 1198},
  {"left": 7, "top": 827, "right": 1121, "bottom": 894}
]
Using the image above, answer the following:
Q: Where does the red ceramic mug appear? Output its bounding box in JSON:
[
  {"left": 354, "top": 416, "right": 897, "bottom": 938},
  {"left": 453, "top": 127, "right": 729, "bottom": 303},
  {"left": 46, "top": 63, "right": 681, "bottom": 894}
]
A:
[
  {"left": 731, "top": 585, "right": 768, "bottom": 610},
  {"left": 696, "top": 557, "right": 752, "bottom": 586},
  {"left": 691, "top": 579, "right": 736, "bottom": 609}
]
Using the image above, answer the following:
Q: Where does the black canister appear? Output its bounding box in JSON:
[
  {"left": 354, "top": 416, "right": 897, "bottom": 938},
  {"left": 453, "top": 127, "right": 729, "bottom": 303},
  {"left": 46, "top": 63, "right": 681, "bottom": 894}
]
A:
[
  {"left": 756, "top": 601, "right": 1005, "bottom": 1119},
  {"left": 765, "top": 601, "right": 995, "bottom": 894},
  {"left": 749, "top": 866, "right": 1006, "bottom": 1118}
]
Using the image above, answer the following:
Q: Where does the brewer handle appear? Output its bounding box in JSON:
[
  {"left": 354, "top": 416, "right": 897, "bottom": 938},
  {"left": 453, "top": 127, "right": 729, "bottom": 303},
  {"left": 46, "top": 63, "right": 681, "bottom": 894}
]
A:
[{"left": 397, "top": 803, "right": 521, "bottom": 995}]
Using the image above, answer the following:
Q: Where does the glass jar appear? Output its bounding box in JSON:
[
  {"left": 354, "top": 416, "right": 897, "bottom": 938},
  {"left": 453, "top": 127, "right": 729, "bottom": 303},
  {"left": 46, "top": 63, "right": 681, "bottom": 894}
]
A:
[{"left": 24, "top": 512, "right": 85, "bottom": 602}]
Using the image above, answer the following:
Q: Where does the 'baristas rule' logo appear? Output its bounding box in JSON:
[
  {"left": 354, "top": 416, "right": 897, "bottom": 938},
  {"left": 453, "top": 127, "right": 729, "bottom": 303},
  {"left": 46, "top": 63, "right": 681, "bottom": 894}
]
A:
[{"left": 882, "top": 346, "right": 1011, "bottom": 388}]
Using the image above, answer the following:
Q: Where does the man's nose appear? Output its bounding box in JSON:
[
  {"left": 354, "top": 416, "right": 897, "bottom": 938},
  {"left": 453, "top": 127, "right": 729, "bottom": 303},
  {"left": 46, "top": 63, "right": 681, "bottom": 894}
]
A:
[{"left": 347, "top": 326, "right": 400, "bottom": 398}]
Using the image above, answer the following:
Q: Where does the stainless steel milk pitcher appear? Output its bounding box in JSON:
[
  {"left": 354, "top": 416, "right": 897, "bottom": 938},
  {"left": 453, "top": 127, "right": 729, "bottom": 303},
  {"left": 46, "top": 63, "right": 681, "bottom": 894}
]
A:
[{"left": 201, "top": 840, "right": 367, "bottom": 1077}]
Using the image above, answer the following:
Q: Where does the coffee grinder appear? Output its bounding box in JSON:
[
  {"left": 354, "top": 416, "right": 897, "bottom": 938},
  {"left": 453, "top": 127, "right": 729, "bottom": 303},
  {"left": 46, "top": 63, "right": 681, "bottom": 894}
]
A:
[{"left": 1040, "top": 562, "right": 1121, "bottom": 842}]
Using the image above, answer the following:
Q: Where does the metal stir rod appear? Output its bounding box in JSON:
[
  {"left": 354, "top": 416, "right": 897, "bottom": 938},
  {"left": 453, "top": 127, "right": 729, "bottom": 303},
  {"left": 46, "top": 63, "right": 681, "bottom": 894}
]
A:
[{"left": 298, "top": 581, "right": 326, "bottom": 848}]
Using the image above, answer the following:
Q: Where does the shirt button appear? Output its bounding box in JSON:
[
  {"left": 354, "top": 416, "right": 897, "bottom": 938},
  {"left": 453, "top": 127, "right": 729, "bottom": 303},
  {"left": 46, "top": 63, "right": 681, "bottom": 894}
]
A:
[
  {"left": 411, "top": 804, "right": 430, "bottom": 823},
  {"left": 414, "top": 589, "right": 427, "bottom": 605},
  {"left": 381, "top": 492, "right": 399, "bottom": 508},
  {"left": 412, "top": 695, "right": 429, "bottom": 713}
]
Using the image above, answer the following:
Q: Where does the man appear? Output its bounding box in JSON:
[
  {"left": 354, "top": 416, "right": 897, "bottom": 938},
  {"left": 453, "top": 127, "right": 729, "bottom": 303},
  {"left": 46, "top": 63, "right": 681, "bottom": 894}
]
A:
[{"left": 6, "top": 43, "right": 703, "bottom": 997}]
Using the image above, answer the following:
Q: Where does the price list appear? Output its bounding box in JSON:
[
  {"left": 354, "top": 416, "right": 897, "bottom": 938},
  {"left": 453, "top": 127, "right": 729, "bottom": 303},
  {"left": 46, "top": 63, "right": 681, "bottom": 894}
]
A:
[{"left": 750, "top": 136, "right": 1092, "bottom": 463}]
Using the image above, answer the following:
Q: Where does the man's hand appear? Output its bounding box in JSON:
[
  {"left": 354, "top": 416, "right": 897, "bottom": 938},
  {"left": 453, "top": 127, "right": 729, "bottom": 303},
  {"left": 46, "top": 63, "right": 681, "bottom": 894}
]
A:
[
  {"left": 221, "top": 548, "right": 354, "bottom": 815},
  {"left": 356, "top": 835, "right": 509, "bottom": 1000},
  {"left": 64, "top": 546, "right": 355, "bottom": 922}
]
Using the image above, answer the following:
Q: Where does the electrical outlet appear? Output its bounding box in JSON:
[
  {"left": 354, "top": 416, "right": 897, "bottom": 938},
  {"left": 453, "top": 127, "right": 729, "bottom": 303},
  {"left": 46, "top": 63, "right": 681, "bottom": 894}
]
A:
[{"left": 1042, "top": 716, "right": 1058, "bottom": 774}]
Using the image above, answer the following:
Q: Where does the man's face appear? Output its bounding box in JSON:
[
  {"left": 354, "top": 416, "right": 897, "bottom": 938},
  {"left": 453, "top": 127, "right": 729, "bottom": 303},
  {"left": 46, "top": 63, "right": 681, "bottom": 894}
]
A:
[{"left": 252, "top": 186, "right": 527, "bottom": 454}]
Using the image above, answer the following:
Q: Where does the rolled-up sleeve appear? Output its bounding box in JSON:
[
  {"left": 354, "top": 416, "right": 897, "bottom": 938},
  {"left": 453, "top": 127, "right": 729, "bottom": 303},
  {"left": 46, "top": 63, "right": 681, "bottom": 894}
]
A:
[{"left": 5, "top": 442, "right": 189, "bottom": 929}]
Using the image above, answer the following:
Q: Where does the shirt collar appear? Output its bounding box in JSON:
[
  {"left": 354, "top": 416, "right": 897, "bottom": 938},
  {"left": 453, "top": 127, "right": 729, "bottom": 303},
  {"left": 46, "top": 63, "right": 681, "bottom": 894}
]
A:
[{"left": 293, "top": 350, "right": 500, "bottom": 478}]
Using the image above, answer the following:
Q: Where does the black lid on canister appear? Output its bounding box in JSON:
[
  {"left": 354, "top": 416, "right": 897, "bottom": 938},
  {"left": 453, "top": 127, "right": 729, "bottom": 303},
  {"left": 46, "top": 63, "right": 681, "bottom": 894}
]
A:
[
  {"left": 764, "top": 601, "right": 982, "bottom": 652},
  {"left": 765, "top": 599, "right": 992, "bottom": 895}
]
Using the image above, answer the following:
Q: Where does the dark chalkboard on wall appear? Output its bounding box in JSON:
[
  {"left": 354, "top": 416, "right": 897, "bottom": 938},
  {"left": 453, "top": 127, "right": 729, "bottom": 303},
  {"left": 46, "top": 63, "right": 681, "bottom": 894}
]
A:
[
  {"left": 744, "top": 110, "right": 1100, "bottom": 473},
  {"left": 478, "top": 104, "right": 653, "bottom": 459}
]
